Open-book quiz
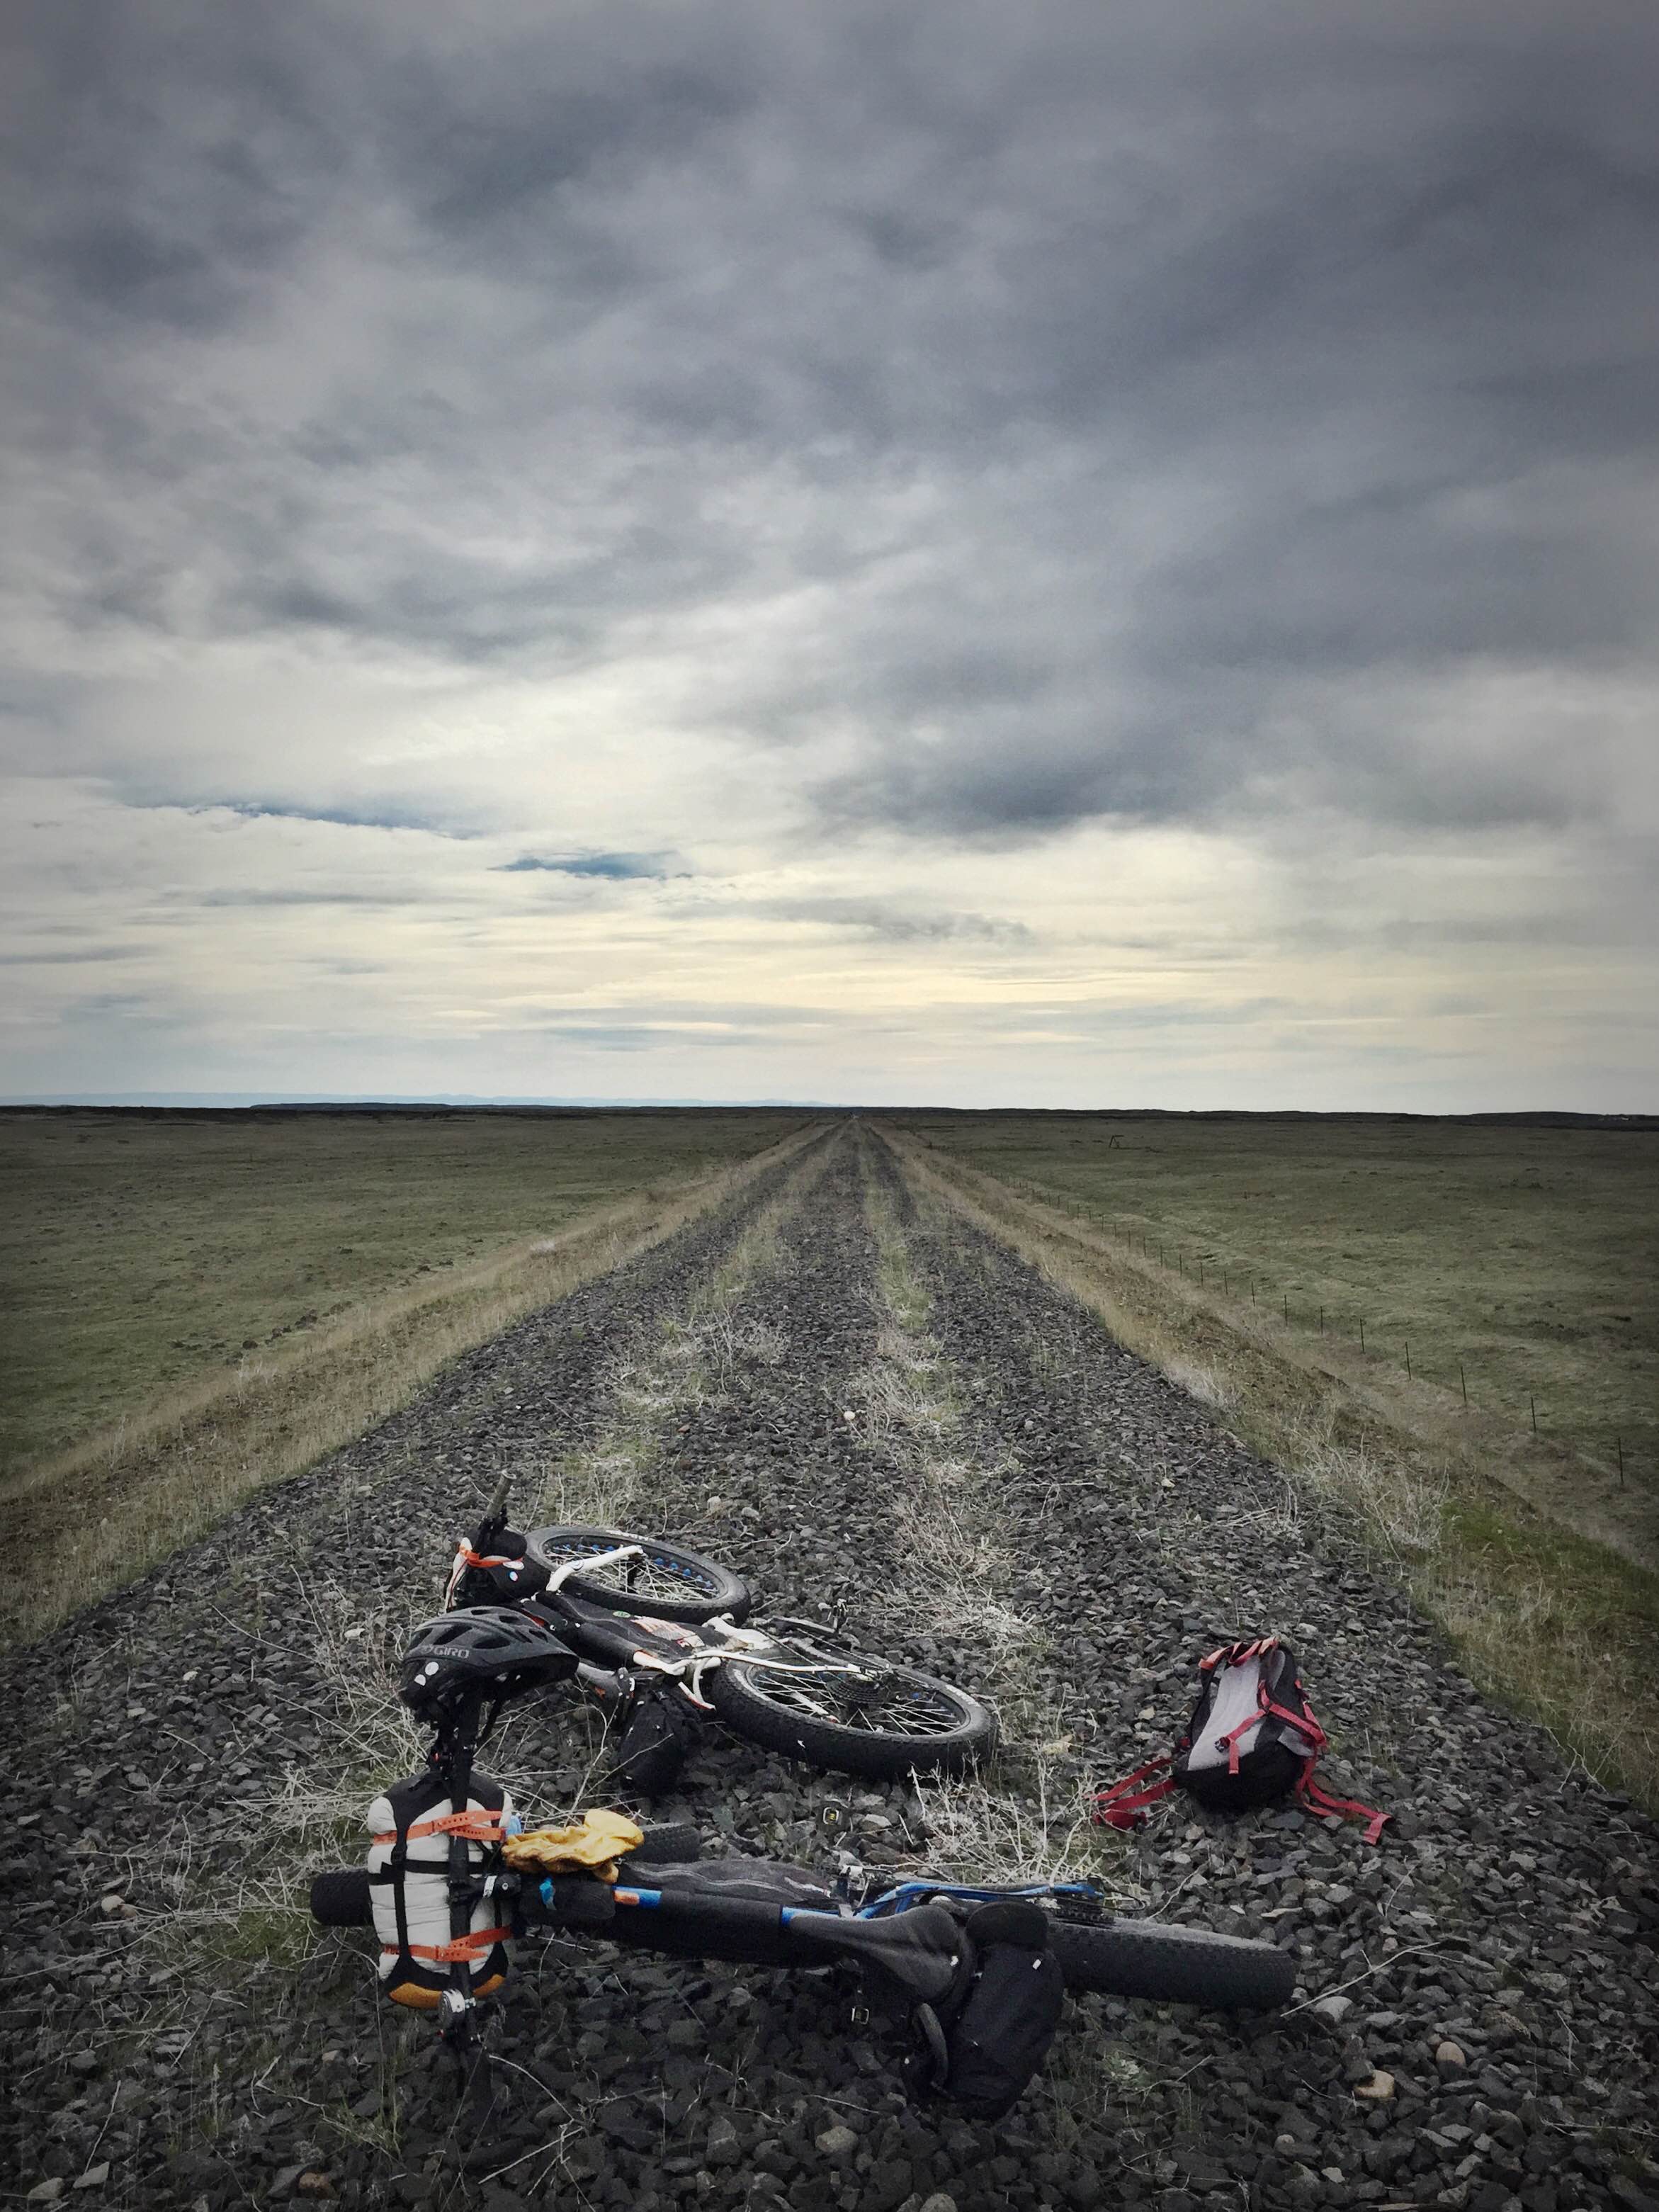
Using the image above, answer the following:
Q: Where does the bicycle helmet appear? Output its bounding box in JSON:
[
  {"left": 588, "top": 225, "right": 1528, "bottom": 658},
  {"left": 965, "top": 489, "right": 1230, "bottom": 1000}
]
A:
[{"left": 398, "top": 1608, "right": 577, "bottom": 1721}]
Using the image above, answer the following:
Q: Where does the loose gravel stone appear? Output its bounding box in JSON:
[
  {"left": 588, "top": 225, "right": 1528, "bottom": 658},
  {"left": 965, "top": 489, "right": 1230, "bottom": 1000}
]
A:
[{"left": 1, "top": 1127, "right": 1654, "bottom": 2212}]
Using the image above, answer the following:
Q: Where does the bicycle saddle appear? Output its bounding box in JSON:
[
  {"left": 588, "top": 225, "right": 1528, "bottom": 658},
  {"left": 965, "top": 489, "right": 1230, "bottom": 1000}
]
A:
[{"left": 783, "top": 1900, "right": 969, "bottom": 2010}]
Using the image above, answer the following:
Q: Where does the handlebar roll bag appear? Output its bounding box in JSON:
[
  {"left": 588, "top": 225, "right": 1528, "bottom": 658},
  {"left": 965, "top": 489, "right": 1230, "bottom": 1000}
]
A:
[{"left": 366, "top": 1770, "right": 515, "bottom": 2010}]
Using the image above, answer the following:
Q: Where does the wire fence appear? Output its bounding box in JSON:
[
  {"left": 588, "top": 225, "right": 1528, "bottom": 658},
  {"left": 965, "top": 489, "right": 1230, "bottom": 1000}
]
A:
[{"left": 1105, "top": 1221, "right": 1648, "bottom": 1492}]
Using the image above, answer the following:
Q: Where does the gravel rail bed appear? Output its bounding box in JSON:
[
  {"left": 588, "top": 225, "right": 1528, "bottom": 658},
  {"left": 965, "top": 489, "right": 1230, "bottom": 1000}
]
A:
[{"left": 1, "top": 1123, "right": 1655, "bottom": 2212}]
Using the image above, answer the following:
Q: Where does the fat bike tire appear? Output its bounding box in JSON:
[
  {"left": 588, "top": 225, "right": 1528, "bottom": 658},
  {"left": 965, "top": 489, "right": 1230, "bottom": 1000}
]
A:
[
  {"left": 525, "top": 1525, "right": 752, "bottom": 1624},
  {"left": 1048, "top": 1917, "right": 1294, "bottom": 2009},
  {"left": 705, "top": 1647, "right": 995, "bottom": 1780}
]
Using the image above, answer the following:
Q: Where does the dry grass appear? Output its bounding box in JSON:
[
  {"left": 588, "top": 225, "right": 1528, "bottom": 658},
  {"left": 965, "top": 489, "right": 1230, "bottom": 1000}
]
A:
[
  {"left": 883, "top": 1124, "right": 1659, "bottom": 1815},
  {"left": 1, "top": 1123, "right": 822, "bottom": 1646},
  {"left": 1160, "top": 1357, "right": 1238, "bottom": 1414}
]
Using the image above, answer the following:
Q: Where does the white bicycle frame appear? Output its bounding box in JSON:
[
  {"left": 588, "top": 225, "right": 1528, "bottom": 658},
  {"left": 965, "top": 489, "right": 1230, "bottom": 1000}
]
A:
[{"left": 542, "top": 1542, "right": 879, "bottom": 1712}]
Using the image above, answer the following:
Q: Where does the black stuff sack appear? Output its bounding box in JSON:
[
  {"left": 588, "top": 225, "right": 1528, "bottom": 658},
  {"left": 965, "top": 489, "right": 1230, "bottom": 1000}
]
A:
[
  {"left": 902, "top": 1900, "right": 1066, "bottom": 2124},
  {"left": 1092, "top": 1637, "right": 1388, "bottom": 1842}
]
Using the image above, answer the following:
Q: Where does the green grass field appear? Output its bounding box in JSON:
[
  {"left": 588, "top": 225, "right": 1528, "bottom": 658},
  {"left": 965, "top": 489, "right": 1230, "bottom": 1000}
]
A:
[
  {"left": 0, "top": 1107, "right": 799, "bottom": 1478},
  {"left": 898, "top": 1112, "right": 1659, "bottom": 1496}
]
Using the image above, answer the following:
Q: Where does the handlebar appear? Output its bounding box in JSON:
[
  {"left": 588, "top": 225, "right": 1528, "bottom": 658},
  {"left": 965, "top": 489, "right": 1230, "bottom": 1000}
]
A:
[{"left": 307, "top": 1857, "right": 1294, "bottom": 2009}]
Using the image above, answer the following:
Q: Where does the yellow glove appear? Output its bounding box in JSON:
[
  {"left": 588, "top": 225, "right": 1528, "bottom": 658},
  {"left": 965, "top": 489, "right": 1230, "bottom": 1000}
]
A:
[{"left": 502, "top": 1808, "right": 645, "bottom": 1883}]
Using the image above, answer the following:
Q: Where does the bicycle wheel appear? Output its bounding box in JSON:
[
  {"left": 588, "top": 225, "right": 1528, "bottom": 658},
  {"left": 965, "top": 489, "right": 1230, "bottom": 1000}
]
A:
[
  {"left": 525, "top": 1525, "right": 752, "bottom": 1624},
  {"left": 705, "top": 1638, "right": 995, "bottom": 1779},
  {"left": 1048, "top": 1917, "right": 1293, "bottom": 2008}
]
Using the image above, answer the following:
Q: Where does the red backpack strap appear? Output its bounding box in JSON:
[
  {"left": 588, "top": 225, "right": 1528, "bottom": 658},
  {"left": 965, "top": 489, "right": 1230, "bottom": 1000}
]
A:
[
  {"left": 1091, "top": 1755, "right": 1176, "bottom": 1831},
  {"left": 1287, "top": 1690, "right": 1388, "bottom": 1840},
  {"left": 1298, "top": 1768, "right": 1390, "bottom": 1844},
  {"left": 1260, "top": 1695, "right": 1328, "bottom": 1756}
]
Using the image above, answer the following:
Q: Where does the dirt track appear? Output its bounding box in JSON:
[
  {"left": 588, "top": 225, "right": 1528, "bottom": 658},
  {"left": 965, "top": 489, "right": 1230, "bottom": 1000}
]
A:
[{"left": 3, "top": 1123, "right": 1656, "bottom": 2212}]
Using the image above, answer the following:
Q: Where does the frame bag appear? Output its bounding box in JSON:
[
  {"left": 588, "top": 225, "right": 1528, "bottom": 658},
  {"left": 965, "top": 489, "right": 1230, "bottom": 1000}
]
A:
[{"left": 1092, "top": 1637, "right": 1388, "bottom": 1842}]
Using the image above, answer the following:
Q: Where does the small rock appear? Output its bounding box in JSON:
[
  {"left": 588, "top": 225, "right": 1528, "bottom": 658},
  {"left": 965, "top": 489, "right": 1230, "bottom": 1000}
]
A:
[
  {"left": 72, "top": 2169, "right": 109, "bottom": 2194},
  {"left": 1437, "top": 2041, "right": 1468, "bottom": 2069},
  {"left": 1354, "top": 2072, "right": 1396, "bottom": 2103},
  {"left": 919, "top": 2197, "right": 959, "bottom": 2212},
  {"left": 815, "top": 2126, "right": 859, "bottom": 2158},
  {"left": 27, "top": 2184, "right": 66, "bottom": 2205},
  {"left": 295, "top": 2178, "right": 336, "bottom": 2202},
  {"left": 1313, "top": 1994, "right": 1354, "bottom": 2026},
  {"left": 705, "top": 2118, "right": 742, "bottom": 2171}
]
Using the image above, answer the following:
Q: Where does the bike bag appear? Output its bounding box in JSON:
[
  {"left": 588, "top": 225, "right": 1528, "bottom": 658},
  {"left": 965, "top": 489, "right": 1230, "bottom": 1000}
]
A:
[
  {"left": 898, "top": 1900, "right": 1065, "bottom": 2123},
  {"left": 608, "top": 1688, "right": 697, "bottom": 1797},
  {"left": 366, "top": 1770, "right": 515, "bottom": 2010},
  {"left": 444, "top": 1526, "right": 547, "bottom": 1610},
  {"left": 1092, "top": 1638, "right": 1388, "bottom": 1842}
]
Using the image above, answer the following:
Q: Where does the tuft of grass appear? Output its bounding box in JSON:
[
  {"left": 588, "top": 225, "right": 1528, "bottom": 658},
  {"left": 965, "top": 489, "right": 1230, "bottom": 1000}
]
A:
[
  {"left": 1160, "top": 1357, "right": 1238, "bottom": 1413},
  {"left": 883, "top": 1122, "right": 1659, "bottom": 1817}
]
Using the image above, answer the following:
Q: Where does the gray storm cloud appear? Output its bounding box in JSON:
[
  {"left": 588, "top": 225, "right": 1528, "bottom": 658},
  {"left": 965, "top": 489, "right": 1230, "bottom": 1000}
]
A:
[
  {"left": 4, "top": 0, "right": 1655, "bottom": 840},
  {"left": 1, "top": 0, "right": 1655, "bottom": 1106}
]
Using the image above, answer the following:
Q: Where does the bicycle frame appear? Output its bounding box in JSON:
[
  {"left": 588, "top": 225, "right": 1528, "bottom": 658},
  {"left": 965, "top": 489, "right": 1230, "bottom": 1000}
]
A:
[
  {"left": 534, "top": 1544, "right": 897, "bottom": 1713},
  {"left": 856, "top": 1878, "right": 1104, "bottom": 1920}
]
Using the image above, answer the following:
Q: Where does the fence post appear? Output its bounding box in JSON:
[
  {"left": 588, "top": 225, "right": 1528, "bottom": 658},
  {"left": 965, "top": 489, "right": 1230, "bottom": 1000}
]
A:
[
  {"left": 1284, "top": 1295, "right": 1289, "bottom": 1324},
  {"left": 1459, "top": 1362, "right": 1468, "bottom": 1406},
  {"left": 1530, "top": 1394, "right": 1538, "bottom": 1437},
  {"left": 1319, "top": 1304, "right": 1325, "bottom": 1334},
  {"left": 1617, "top": 1433, "right": 1625, "bottom": 1488},
  {"left": 1359, "top": 1319, "right": 1366, "bottom": 1352},
  {"left": 1405, "top": 1340, "right": 1411, "bottom": 1379}
]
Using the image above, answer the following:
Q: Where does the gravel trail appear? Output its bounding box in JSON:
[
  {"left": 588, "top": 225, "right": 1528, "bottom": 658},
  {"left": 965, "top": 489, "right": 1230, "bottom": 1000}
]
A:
[{"left": 3, "top": 1122, "right": 1655, "bottom": 2212}]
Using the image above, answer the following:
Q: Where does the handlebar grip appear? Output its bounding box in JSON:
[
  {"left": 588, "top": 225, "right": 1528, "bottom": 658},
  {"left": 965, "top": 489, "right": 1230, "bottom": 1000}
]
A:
[{"left": 310, "top": 1868, "right": 374, "bottom": 1927}]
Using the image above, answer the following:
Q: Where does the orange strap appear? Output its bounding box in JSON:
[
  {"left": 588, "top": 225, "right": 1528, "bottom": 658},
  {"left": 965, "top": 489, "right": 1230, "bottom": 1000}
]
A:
[
  {"left": 373, "top": 1810, "right": 508, "bottom": 1846},
  {"left": 384, "top": 1926, "right": 511, "bottom": 1964}
]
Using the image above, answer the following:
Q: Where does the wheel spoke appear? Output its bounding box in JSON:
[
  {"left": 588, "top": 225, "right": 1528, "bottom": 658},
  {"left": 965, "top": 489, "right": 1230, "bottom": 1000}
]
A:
[
  {"left": 732, "top": 1659, "right": 968, "bottom": 1739},
  {"left": 549, "top": 1545, "right": 715, "bottom": 1606}
]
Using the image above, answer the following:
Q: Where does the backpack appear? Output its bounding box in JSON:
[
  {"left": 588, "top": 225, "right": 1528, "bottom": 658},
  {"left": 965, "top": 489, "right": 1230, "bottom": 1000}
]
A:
[{"left": 1092, "top": 1637, "right": 1388, "bottom": 1843}]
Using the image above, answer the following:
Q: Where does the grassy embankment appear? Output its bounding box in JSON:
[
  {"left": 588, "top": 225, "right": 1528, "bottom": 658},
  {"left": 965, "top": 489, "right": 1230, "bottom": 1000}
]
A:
[
  {"left": 0, "top": 1107, "right": 812, "bottom": 1644},
  {"left": 882, "top": 1113, "right": 1659, "bottom": 1812}
]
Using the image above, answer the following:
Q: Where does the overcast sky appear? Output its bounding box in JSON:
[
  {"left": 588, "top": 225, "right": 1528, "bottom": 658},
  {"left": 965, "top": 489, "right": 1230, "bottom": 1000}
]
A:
[{"left": 4, "top": 0, "right": 1655, "bottom": 1109}]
